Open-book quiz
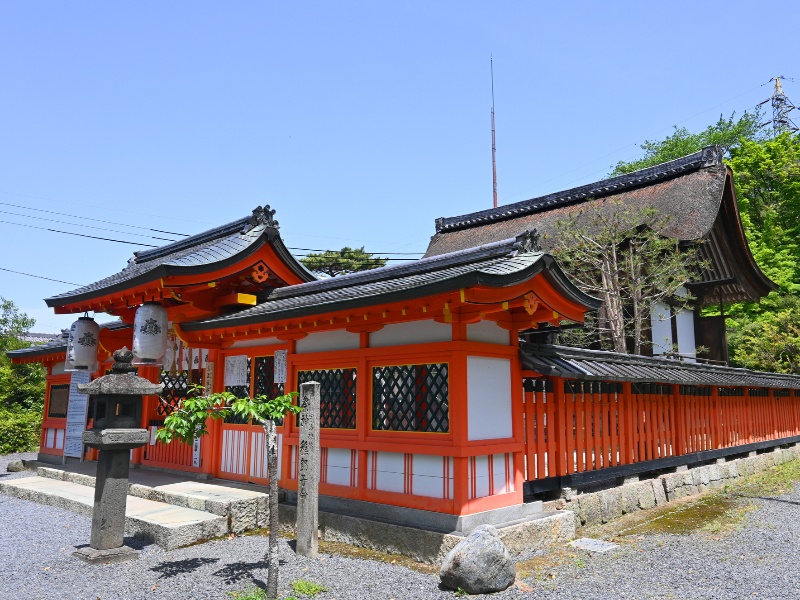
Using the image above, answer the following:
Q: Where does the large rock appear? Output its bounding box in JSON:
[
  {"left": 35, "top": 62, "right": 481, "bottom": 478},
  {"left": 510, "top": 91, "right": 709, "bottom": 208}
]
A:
[
  {"left": 439, "top": 525, "right": 515, "bottom": 594},
  {"left": 6, "top": 460, "right": 26, "bottom": 472}
]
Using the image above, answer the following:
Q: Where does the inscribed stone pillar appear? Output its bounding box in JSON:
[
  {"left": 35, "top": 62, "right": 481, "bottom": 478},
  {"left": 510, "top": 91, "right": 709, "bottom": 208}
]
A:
[{"left": 296, "top": 381, "right": 320, "bottom": 558}]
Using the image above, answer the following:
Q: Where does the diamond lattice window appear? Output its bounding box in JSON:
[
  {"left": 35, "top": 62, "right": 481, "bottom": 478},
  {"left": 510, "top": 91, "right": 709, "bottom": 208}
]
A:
[
  {"left": 158, "top": 369, "right": 203, "bottom": 416},
  {"left": 372, "top": 363, "right": 449, "bottom": 433},
  {"left": 297, "top": 368, "right": 357, "bottom": 429}
]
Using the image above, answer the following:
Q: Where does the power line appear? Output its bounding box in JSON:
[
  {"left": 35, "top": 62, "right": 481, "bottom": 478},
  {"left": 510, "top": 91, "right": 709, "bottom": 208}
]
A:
[
  {"left": 0, "top": 266, "right": 83, "bottom": 286},
  {"left": 0, "top": 209, "right": 181, "bottom": 242},
  {"left": 0, "top": 220, "right": 158, "bottom": 247},
  {"left": 0, "top": 201, "right": 188, "bottom": 237},
  {"left": 0, "top": 188, "right": 213, "bottom": 226}
]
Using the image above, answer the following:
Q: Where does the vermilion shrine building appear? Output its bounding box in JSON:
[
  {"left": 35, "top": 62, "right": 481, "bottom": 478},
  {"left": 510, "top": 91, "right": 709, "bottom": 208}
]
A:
[{"left": 11, "top": 146, "right": 800, "bottom": 520}]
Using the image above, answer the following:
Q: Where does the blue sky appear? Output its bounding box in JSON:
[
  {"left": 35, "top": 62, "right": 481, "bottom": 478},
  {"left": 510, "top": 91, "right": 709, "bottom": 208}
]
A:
[{"left": 1, "top": 1, "right": 797, "bottom": 332}]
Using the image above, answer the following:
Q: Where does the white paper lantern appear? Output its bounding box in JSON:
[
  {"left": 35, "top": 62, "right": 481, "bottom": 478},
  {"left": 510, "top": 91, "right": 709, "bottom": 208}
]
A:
[
  {"left": 132, "top": 302, "right": 168, "bottom": 364},
  {"left": 66, "top": 316, "right": 100, "bottom": 370}
]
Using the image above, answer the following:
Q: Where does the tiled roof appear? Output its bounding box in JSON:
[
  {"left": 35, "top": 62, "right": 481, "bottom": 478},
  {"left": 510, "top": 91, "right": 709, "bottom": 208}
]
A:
[
  {"left": 521, "top": 343, "right": 800, "bottom": 390},
  {"left": 45, "top": 207, "right": 315, "bottom": 308},
  {"left": 7, "top": 320, "right": 132, "bottom": 358},
  {"left": 183, "top": 235, "right": 600, "bottom": 331}
]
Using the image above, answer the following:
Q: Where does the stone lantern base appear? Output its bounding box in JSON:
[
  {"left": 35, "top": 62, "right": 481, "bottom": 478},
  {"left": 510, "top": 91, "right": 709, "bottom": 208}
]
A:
[{"left": 73, "top": 545, "right": 140, "bottom": 564}]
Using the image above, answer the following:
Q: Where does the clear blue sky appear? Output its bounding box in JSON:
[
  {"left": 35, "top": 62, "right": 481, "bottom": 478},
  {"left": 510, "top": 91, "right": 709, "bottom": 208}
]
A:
[{"left": 1, "top": 1, "right": 797, "bottom": 332}]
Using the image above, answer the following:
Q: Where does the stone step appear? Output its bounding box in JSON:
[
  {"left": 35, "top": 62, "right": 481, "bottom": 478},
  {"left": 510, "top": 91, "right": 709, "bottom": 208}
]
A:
[
  {"left": 0, "top": 476, "right": 229, "bottom": 550},
  {"left": 36, "top": 467, "right": 269, "bottom": 533}
]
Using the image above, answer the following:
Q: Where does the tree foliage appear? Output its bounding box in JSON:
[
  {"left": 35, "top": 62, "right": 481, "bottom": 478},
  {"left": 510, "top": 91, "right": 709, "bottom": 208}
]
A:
[
  {"left": 0, "top": 297, "right": 45, "bottom": 412},
  {"left": 155, "top": 387, "right": 301, "bottom": 600},
  {"left": 299, "top": 246, "right": 387, "bottom": 277},
  {"left": 548, "top": 202, "right": 706, "bottom": 354},
  {"left": 611, "top": 111, "right": 763, "bottom": 176}
]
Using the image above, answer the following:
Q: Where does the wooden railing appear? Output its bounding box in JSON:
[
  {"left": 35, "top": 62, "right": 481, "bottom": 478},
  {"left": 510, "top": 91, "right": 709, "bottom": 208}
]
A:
[
  {"left": 142, "top": 425, "right": 200, "bottom": 471},
  {"left": 522, "top": 378, "right": 800, "bottom": 482}
]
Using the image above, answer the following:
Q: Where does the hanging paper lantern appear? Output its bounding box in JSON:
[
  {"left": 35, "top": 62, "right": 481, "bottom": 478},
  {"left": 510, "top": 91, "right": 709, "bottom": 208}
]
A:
[
  {"left": 66, "top": 316, "right": 100, "bottom": 370},
  {"left": 132, "top": 302, "right": 168, "bottom": 364}
]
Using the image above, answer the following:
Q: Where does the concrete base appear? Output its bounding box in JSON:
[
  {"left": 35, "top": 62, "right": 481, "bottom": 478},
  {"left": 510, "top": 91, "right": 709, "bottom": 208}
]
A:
[
  {"left": 284, "top": 490, "right": 543, "bottom": 534},
  {"left": 73, "top": 545, "right": 140, "bottom": 564},
  {"left": 280, "top": 503, "right": 574, "bottom": 564}
]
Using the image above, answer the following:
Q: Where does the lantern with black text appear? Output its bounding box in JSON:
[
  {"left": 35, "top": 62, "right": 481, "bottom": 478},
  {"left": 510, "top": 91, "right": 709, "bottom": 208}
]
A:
[
  {"left": 66, "top": 315, "right": 100, "bottom": 370},
  {"left": 132, "top": 302, "right": 168, "bottom": 364}
]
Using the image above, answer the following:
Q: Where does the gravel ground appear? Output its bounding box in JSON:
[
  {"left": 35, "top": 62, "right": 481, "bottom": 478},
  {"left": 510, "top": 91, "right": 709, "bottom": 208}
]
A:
[{"left": 3, "top": 451, "right": 800, "bottom": 600}]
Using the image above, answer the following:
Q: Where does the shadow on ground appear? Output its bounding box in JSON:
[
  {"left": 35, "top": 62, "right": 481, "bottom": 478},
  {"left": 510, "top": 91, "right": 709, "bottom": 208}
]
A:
[{"left": 150, "top": 557, "right": 220, "bottom": 579}]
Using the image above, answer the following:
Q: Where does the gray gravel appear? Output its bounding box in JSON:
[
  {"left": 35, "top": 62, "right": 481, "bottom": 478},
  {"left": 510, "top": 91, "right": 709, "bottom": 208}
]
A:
[{"left": 3, "top": 451, "right": 800, "bottom": 599}]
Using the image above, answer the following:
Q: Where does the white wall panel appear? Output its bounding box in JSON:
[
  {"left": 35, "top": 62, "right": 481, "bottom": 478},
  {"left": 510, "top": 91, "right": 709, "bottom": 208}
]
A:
[
  {"left": 296, "top": 330, "right": 360, "bottom": 354},
  {"left": 467, "top": 356, "right": 513, "bottom": 441},
  {"left": 369, "top": 320, "right": 451, "bottom": 348},
  {"left": 650, "top": 302, "right": 672, "bottom": 355},
  {"left": 228, "top": 337, "right": 284, "bottom": 349},
  {"left": 411, "top": 454, "right": 446, "bottom": 498},
  {"left": 676, "top": 308, "right": 697, "bottom": 362},
  {"left": 326, "top": 448, "right": 355, "bottom": 487},
  {"left": 372, "top": 451, "right": 405, "bottom": 493},
  {"left": 466, "top": 320, "right": 510, "bottom": 345}
]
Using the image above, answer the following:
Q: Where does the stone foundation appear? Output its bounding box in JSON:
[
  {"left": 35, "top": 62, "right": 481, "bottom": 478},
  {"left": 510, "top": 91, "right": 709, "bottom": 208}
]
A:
[{"left": 562, "top": 444, "right": 800, "bottom": 527}]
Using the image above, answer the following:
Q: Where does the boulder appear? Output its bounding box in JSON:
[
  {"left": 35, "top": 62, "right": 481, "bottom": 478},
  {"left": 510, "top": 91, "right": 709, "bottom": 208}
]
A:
[
  {"left": 6, "top": 460, "right": 26, "bottom": 472},
  {"left": 439, "top": 525, "right": 515, "bottom": 594}
]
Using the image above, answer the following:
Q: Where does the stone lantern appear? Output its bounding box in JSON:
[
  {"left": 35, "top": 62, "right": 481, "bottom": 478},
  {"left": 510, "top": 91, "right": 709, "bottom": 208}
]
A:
[{"left": 72, "top": 347, "right": 163, "bottom": 564}]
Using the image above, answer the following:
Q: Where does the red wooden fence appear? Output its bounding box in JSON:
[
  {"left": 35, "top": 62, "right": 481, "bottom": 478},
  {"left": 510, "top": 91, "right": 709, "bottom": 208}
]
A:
[{"left": 523, "top": 378, "right": 800, "bottom": 481}]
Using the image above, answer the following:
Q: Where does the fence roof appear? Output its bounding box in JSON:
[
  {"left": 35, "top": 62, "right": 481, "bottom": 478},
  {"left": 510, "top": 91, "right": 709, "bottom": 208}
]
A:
[{"left": 521, "top": 343, "right": 800, "bottom": 389}]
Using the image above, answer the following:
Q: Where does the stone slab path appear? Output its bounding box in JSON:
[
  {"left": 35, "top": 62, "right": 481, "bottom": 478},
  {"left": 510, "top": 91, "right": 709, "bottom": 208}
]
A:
[{"left": 0, "top": 475, "right": 228, "bottom": 549}]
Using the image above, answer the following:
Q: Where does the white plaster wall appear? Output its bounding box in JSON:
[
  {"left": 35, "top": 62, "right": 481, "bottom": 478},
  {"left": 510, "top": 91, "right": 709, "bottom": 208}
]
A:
[
  {"left": 411, "top": 454, "right": 446, "bottom": 498},
  {"left": 650, "top": 301, "right": 673, "bottom": 355},
  {"left": 467, "top": 356, "right": 513, "bottom": 441},
  {"left": 326, "top": 448, "right": 355, "bottom": 487},
  {"left": 295, "top": 330, "right": 360, "bottom": 354},
  {"left": 372, "top": 451, "right": 405, "bottom": 493},
  {"left": 228, "top": 337, "right": 284, "bottom": 349},
  {"left": 369, "top": 320, "right": 451, "bottom": 348},
  {"left": 51, "top": 363, "right": 66, "bottom": 375},
  {"left": 492, "top": 453, "right": 511, "bottom": 494},
  {"left": 676, "top": 308, "right": 697, "bottom": 363},
  {"left": 472, "top": 455, "right": 490, "bottom": 498},
  {"left": 466, "top": 320, "right": 510, "bottom": 345}
]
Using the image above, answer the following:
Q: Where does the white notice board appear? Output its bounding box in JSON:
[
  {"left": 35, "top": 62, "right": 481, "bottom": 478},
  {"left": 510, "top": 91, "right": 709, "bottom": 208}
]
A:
[
  {"left": 224, "top": 355, "right": 248, "bottom": 387},
  {"left": 63, "top": 370, "right": 92, "bottom": 458}
]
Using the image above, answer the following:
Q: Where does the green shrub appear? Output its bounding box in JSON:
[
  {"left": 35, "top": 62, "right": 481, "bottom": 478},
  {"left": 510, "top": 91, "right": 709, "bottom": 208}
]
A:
[{"left": 0, "top": 408, "right": 42, "bottom": 454}]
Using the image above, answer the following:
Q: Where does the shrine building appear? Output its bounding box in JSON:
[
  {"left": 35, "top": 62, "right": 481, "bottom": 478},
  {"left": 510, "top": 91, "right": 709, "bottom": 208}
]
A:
[{"left": 10, "top": 146, "right": 800, "bottom": 521}]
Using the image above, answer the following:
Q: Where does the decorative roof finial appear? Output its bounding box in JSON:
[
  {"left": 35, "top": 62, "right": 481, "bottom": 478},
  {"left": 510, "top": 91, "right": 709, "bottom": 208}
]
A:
[
  {"left": 516, "top": 229, "right": 541, "bottom": 254},
  {"left": 244, "top": 205, "right": 279, "bottom": 233}
]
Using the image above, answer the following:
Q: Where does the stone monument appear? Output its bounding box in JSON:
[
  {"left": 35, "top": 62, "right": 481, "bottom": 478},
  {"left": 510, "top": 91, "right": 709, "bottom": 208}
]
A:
[
  {"left": 72, "top": 348, "right": 163, "bottom": 564},
  {"left": 296, "top": 381, "right": 320, "bottom": 558}
]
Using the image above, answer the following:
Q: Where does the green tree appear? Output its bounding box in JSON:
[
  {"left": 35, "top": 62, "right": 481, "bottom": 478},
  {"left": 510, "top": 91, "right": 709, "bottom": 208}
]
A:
[
  {"left": 548, "top": 202, "right": 707, "bottom": 355},
  {"left": 0, "top": 297, "right": 45, "bottom": 411},
  {"left": 155, "top": 389, "right": 301, "bottom": 600},
  {"left": 300, "top": 246, "right": 387, "bottom": 277},
  {"left": 719, "top": 133, "right": 800, "bottom": 372},
  {"left": 611, "top": 111, "right": 763, "bottom": 176}
]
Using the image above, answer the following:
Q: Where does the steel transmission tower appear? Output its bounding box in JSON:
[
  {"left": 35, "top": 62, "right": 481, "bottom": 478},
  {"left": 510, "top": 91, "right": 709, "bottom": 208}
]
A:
[{"left": 759, "top": 76, "right": 798, "bottom": 135}]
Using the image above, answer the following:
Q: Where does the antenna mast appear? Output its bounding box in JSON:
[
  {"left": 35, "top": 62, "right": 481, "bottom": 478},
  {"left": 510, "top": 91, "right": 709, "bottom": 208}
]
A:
[{"left": 491, "top": 58, "right": 498, "bottom": 208}]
